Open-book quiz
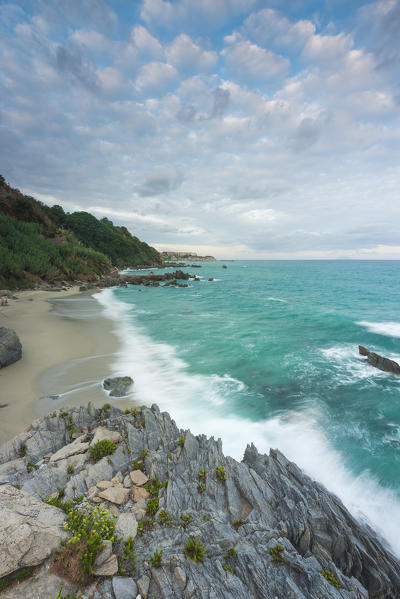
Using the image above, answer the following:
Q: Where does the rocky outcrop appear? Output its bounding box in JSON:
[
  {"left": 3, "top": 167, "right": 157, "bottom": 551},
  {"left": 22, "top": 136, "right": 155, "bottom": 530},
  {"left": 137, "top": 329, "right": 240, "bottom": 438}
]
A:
[
  {"left": 0, "top": 484, "right": 68, "bottom": 577},
  {"left": 359, "top": 345, "right": 400, "bottom": 375},
  {"left": 0, "top": 404, "right": 399, "bottom": 599},
  {"left": 0, "top": 327, "right": 22, "bottom": 368},
  {"left": 103, "top": 376, "right": 133, "bottom": 397}
]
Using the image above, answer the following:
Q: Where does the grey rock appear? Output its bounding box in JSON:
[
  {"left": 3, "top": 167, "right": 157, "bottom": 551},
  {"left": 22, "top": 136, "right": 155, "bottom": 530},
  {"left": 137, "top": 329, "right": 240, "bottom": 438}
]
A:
[
  {"left": 0, "top": 327, "right": 22, "bottom": 368},
  {"left": 112, "top": 576, "right": 138, "bottom": 599},
  {"left": 359, "top": 345, "right": 400, "bottom": 375},
  {"left": 103, "top": 376, "right": 134, "bottom": 397},
  {"left": 116, "top": 512, "right": 138, "bottom": 540},
  {"left": 137, "top": 575, "right": 150, "bottom": 598},
  {"left": 91, "top": 426, "right": 121, "bottom": 446}
]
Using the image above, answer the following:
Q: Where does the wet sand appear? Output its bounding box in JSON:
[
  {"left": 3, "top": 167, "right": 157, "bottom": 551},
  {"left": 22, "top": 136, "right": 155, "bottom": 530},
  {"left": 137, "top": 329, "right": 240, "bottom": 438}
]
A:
[{"left": 0, "top": 288, "right": 133, "bottom": 444}]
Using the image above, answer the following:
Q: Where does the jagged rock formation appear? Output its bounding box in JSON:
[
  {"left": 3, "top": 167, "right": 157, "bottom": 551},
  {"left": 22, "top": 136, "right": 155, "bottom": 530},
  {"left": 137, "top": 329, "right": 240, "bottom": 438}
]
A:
[
  {"left": 0, "top": 404, "right": 399, "bottom": 598},
  {"left": 0, "top": 327, "right": 22, "bottom": 368},
  {"left": 103, "top": 376, "right": 134, "bottom": 397},
  {"left": 359, "top": 345, "right": 400, "bottom": 375}
]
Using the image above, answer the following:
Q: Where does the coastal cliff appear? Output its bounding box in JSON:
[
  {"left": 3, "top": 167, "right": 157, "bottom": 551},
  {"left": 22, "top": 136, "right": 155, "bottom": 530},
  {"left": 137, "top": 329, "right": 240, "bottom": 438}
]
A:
[{"left": 0, "top": 404, "right": 399, "bottom": 599}]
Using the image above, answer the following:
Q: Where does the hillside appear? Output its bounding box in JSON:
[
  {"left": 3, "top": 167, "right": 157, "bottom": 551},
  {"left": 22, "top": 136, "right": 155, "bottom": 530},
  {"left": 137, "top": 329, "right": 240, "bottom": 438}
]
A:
[{"left": 0, "top": 175, "right": 161, "bottom": 289}]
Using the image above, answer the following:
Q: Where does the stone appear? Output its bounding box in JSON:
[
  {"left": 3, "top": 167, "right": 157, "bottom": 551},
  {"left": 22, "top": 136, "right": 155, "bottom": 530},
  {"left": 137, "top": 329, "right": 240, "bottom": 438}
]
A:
[
  {"left": 98, "top": 486, "right": 129, "bottom": 505},
  {"left": 359, "top": 345, "right": 400, "bottom": 375},
  {"left": 130, "top": 469, "right": 149, "bottom": 486},
  {"left": 174, "top": 566, "right": 187, "bottom": 590},
  {"left": 132, "top": 486, "right": 150, "bottom": 502},
  {"left": 97, "top": 480, "right": 113, "bottom": 490},
  {"left": 0, "top": 327, "right": 22, "bottom": 369},
  {"left": 112, "top": 577, "right": 138, "bottom": 599},
  {"left": 137, "top": 575, "right": 150, "bottom": 599},
  {"left": 0, "top": 484, "right": 68, "bottom": 577},
  {"left": 49, "top": 435, "right": 89, "bottom": 462},
  {"left": 103, "top": 376, "right": 134, "bottom": 397},
  {"left": 123, "top": 474, "right": 132, "bottom": 487},
  {"left": 90, "top": 426, "right": 121, "bottom": 446},
  {"left": 93, "top": 540, "right": 118, "bottom": 576},
  {"left": 116, "top": 513, "right": 138, "bottom": 540}
]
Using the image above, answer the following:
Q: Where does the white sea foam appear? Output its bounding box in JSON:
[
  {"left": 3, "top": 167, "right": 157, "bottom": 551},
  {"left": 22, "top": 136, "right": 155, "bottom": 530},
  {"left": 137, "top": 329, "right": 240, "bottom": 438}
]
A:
[
  {"left": 320, "top": 344, "right": 386, "bottom": 383},
  {"left": 357, "top": 320, "right": 400, "bottom": 338},
  {"left": 95, "top": 289, "right": 400, "bottom": 556},
  {"left": 266, "top": 296, "right": 288, "bottom": 303}
]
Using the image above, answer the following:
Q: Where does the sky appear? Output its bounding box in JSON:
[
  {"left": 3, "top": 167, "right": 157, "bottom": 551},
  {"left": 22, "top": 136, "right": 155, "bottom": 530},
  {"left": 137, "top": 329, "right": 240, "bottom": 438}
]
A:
[{"left": 0, "top": 0, "right": 399, "bottom": 259}]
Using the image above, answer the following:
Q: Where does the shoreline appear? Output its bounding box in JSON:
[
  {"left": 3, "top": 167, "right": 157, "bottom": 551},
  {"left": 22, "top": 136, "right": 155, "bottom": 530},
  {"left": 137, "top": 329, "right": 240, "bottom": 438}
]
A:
[{"left": 0, "top": 287, "right": 132, "bottom": 444}]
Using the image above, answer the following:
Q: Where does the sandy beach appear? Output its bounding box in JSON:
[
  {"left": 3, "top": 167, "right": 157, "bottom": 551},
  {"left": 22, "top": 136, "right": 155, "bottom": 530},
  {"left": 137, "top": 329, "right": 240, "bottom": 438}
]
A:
[{"left": 0, "top": 288, "right": 132, "bottom": 444}]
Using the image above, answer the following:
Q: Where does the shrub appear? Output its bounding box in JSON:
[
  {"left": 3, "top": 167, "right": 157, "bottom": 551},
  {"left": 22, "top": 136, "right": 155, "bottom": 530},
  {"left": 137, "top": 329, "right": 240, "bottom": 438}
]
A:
[
  {"left": 159, "top": 509, "right": 173, "bottom": 527},
  {"left": 144, "top": 477, "right": 166, "bottom": 497},
  {"left": 223, "top": 564, "right": 234, "bottom": 574},
  {"left": 137, "top": 518, "right": 154, "bottom": 537},
  {"left": 269, "top": 544, "right": 284, "bottom": 562},
  {"left": 102, "top": 403, "right": 111, "bottom": 411},
  {"left": 319, "top": 569, "right": 341, "bottom": 589},
  {"left": 197, "top": 482, "right": 205, "bottom": 494},
  {"left": 232, "top": 519, "right": 244, "bottom": 531},
  {"left": 178, "top": 436, "right": 185, "bottom": 447},
  {"left": 118, "top": 536, "right": 137, "bottom": 575},
  {"left": 89, "top": 440, "right": 116, "bottom": 462},
  {"left": 184, "top": 536, "right": 207, "bottom": 563},
  {"left": 180, "top": 513, "right": 192, "bottom": 529},
  {"left": 0, "top": 567, "right": 33, "bottom": 592},
  {"left": 150, "top": 549, "right": 163, "bottom": 568},
  {"left": 67, "top": 464, "right": 75, "bottom": 475},
  {"left": 215, "top": 466, "right": 226, "bottom": 483},
  {"left": 146, "top": 497, "right": 159, "bottom": 516},
  {"left": 198, "top": 468, "right": 206, "bottom": 480},
  {"left": 26, "top": 460, "right": 36, "bottom": 473},
  {"left": 52, "top": 586, "right": 82, "bottom": 599},
  {"left": 224, "top": 548, "right": 237, "bottom": 559}
]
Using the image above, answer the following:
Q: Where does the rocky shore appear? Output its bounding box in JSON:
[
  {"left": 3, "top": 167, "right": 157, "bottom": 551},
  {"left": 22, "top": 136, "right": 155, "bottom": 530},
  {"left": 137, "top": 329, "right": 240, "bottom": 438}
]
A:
[{"left": 0, "top": 404, "right": 399, "bottom": 599}]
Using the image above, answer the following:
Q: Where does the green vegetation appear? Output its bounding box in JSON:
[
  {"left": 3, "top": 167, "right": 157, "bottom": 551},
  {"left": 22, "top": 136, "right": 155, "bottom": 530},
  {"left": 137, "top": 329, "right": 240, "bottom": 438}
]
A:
[
  {"left": 26, "top": 460, "right": 36, "bottom": 473},
  {"left": 118, "top": 536, "right": 137, "bottom": 575},
  {"left": 269, "top": 544, "right": 284, "bottom": 562},
  {"left": 51, "top": 585, "right": 82, "bottom": 599},
  {"left": 137, "top": 518, "right": 154, "bottom": 537},
  {"left": 59, "top": 504, "right": 116, "bottom": 583},
  {"left": 198, "top": 468, "right": 206, "bottom": 480},
  {"left": 18, "top": 445, "right": 26, "bottom": 458},
  {"left": 146, "top": 497, "right": 159, "bottom": 516},
  {"left": 184, "top": 536, "right": 207, "bottom": 563},
  {"left": 224, "top": 548, "right": 237, "bottom": 559},
  {"left": 0, "top": 175, "right": 161, "bottom": 289},
  {"left": 180, "top": 513, "right": 192, "bottom": 529},
  {"left": 232, "top": 519, "right": 244, "bottom": 531},
  {"left": 215, "top": 466, "right": 226, "bottom": 483},
  {"left": 178, "top": 436, "right": 186, "bottom": 447},
  {"left": 102, "top": 403, "right": 111, "bottom": 411},
  {"left": 319, "top": 569, "right": 341, "bottom": 589},
  {"left": 197, "top": 482, "right": 205, "bottom": 494},
  {"left": 67, "top": 465, "right": 75, "bottom": 475},
  {"left": 150, "top": 550, "right": 163, "bottom": 568},
  {"left": 89, "top": 439, "right": 116, "bottom": 461},
  {"left": 144, "top": 477, "right": 167, "bottom": 497},
  {"left": 44, "top": 494, "right": 84, "bottom": 514},
  {"left": 223, "top": 564, "right": 234, "bottom": 574},
  {"left": 158, "top": 509, "right": 174, "bottom": 527},
  {"left": 0, "top": 567, "right": 33, "bottom": 592}
]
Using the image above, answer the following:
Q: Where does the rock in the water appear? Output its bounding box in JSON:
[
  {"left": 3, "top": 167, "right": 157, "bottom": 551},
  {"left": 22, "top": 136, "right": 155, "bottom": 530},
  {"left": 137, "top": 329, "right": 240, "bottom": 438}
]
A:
[
  {"left": 103, "top": 376, "right": 133, "bottom": 397},
  {"left": 359, "top": 345, "right": 400, "bottom": 375},
  {"left": 0, "top": 327, "right": 22, "bottom": 368},
  {"left": 0, "top": 484, "right": 68, "bottom": 577}
]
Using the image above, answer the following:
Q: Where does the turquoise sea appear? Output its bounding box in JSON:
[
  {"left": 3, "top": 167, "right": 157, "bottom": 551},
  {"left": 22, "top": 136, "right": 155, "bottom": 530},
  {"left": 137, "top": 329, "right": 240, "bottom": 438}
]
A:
[{"left": 96, "top": 260, "right": 400, "bottom": 554}]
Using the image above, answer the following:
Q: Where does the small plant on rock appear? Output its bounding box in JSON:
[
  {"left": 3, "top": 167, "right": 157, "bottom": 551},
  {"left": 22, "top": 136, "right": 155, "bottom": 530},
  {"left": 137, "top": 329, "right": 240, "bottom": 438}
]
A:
[
  {"left": 180, "top": 513, "right": 192, "bottom": 529},
  {"left": 26, "top": 460, "right": 36, "bottom": 473},
  {"left": 197, "top": 482, "right": 205, "bottom": 494},
  {"left": 150, "top": 549, "right": 163, "bottom": 568},
  {"left": 223, "top": 564, "right": 234, "bottom": 574},
  {"left": 67, "top": 464, "right": 75, "bottom": 475},
  {"left": 89, "top": 439, "right": 116, "bottom": 462},
  {"left": 269, "top": 544, "right": 284, "bottom": 562},
  {"left": 159, "top": 509, "right": 174, "bottom": 527},
  {"left": 146, "top": 496, "right": 159, "bottom": 516},
  {"left": 232, "top": 519, "right": 244, "bottom": 531},
  {"left": 137, "top": 518, "right": 154, "bottom": 537},
  {"left": 18, "top": 445, "right": 27, "bottom": 458},
  {"left": 102, "top": 403, "right": 111, "bottom": 411},
  {"left": 178, "top": 436, "right": 186, "bottom": 448},
  {"left": 118, "top": 536, "right": 137, "bottom": 575},
  {"left": 0, "top": 567, "right": 33, "bottom": 592},
  {"left": 319, "top": 569, "right": 341, "bottom": 589},
  {"left": 184, "top": 536, "right": 207, "bottom": 563},
  {"left": 144, "top": 477, "right": 167, "bottom": 497},
  {"left": 215, "top": 465, "right": 226, "bottom": 483},
  {"left": 224, "top": 548, "right": 237, "bottom": 559},
  {"left": 198, "top": 468, "right": 206, "bottom": 480},
  {"left": 52, "top": 585, "right": 82, "bottom": 599}
]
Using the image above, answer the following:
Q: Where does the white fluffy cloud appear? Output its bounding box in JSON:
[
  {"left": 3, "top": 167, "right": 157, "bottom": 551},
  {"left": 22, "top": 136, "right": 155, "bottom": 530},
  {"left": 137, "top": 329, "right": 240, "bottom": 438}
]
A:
[
  {"left": 135, "top": 61, "right": 179, "bottom": 95},
  {"left": 166, "top": 34, "right": 217, "bottom": 73},
  {"left": 222, "top": 41, "right": 289, "bottom": 82}
]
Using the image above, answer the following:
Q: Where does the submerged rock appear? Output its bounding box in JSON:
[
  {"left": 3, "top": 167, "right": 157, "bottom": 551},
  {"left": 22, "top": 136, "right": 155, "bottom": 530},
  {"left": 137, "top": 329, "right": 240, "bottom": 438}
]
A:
[
  {"left": 103, "top": 376, "right": 133, "bottom": 397},
  {"left": 0, "top": 404, "right": 399, "bottom": 598},
  {"left": 359, "top": 345, "right": 400, "bottom": 375},
  {"left": 0, "top": 326, "right": 22, "bottom": 368}
]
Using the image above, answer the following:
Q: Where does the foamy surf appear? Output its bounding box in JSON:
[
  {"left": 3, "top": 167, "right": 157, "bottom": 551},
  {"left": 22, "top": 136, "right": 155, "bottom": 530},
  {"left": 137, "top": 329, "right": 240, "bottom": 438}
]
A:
[
  {"left": 358, "top": 321, "right": 400, "bottom": 339},
  {"left": 95, "top": 288, "right": 400, "bottom": 557}
]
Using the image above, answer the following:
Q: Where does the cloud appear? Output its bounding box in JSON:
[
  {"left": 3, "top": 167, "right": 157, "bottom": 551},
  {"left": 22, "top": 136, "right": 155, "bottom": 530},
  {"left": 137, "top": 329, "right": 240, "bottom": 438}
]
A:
[
  {"left": 131, "top": 25, "right": 164, "bottom": 60},
  {"left": 301, "top": 32, "right": 354, "bottom": 67},
  {"left": 135, "top": 61, "right": 179, "bottom": 95},
  {"left": 166, "top": 34, "right": 217, "bottom": 73},
  {"left": 243, "top": 8, "right": 315, "bottom": 51},
  {"left": 211, "top": 87, "right": 230, "bottom": 118},
  {"left": 136, "top": 170, "right": 184, "bottom": 197},
  {"left": 222, "top": 41, "right": 290, "bottom": 82},
  {"left": 55, "top": 44, "right": 99, "bottom": 91}
]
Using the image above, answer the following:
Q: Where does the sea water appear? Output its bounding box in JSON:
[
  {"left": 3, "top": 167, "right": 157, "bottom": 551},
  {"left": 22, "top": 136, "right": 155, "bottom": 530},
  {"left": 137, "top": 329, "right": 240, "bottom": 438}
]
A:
[{"left": 95, "top": 260, "right": 400, "bottom": 554}]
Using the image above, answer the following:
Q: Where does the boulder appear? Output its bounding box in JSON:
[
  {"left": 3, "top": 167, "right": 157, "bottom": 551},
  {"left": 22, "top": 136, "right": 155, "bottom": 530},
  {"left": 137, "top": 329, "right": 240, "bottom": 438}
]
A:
[
  {"left": 112, "top": 576, "right": 138, "bottom": 599},
  {"left": 98, "top": 486, "right": 129, "bottom": 505},
  {"left": 359, "top": 345, "right": 400, "bottom": 375},
  {"left": 49, "top": 435, "right": 89, "bottom": 462},
  {"left": 103, "top": 376, "right": 133, "bottom": 397},
  {"left": 93, "top": 540, "right": 118, "bottom": 576},
  {"left": 0, "top": 484, "right": 68, "bottom": 577},
  {"left": 90, "top": 426, "right": 121, "bottom": 446},
  {"left": 116, "top": 513, "right": 138, "bottom": 540},
  {"left": 129, "top": 470, "right": 148, "bottom": 486},
  {"left": 132, "top": 486, "right": 149, "bottom": 502},
  {"left": 0, "top": 327, "right": 22, "bottom": 369}
]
